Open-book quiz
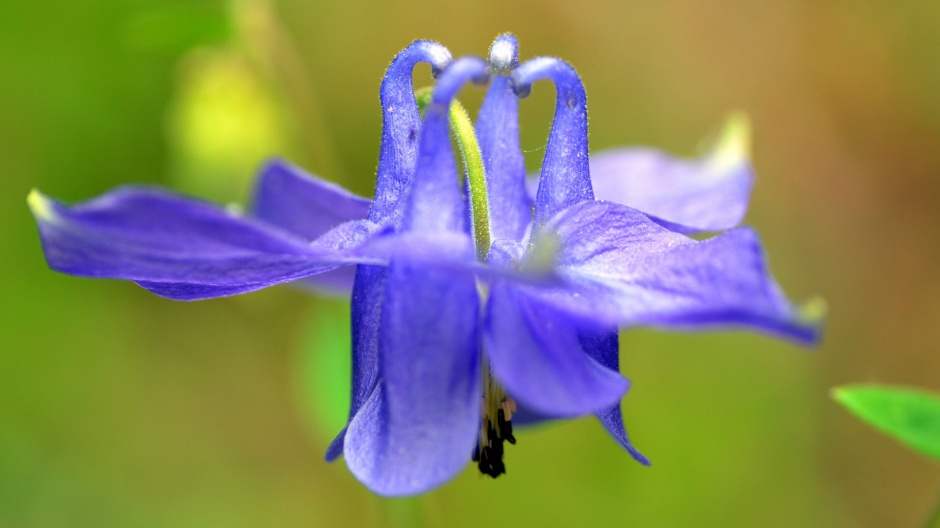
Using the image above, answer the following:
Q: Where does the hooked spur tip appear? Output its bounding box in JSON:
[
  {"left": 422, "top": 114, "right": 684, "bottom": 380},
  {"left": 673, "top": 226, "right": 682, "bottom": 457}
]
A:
[
  {"left": 510, "top": 79, "right": 531, "bottom": 98},
  {"left": 408, "top": 40, "right": 454, "bottom": 79},
  {"left": 471, "top": 69, "right": 491, "bottom": 86},
  {"left": 488, "top": 33, "right": 519, "bottom": 75},
  {"left": 418, "top": 41, "right": 453, "bottom": 78}
]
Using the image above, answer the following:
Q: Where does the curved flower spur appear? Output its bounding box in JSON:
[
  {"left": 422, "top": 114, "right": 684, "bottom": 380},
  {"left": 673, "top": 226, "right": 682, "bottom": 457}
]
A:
[{"left": 28, "top": 35, "right": 824, "bottom": 497}]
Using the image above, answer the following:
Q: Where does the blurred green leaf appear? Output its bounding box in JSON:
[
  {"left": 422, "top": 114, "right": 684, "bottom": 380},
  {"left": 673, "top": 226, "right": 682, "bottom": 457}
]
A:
[
  {"left": 295, "top": 299, "right": 352, "bottom": 440},
  {"left": 123, "top": 3, "right": 233, "bottom": 53},
  {"left": 833, "top": 384, "right": 940, "bottom": 462}
]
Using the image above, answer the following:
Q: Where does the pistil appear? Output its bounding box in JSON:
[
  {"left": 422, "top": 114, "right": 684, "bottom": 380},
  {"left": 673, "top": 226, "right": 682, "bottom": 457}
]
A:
[{"left": 413, "top": 87, "right": 491, "bottom": 262}]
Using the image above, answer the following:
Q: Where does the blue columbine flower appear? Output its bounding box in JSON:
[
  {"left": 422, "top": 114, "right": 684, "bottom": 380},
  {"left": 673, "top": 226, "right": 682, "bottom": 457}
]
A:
[
  {"left": 28, "top": 35, "right": 822, "bottom": 497},
  {"left": 324, "top": 36, "right": 821, "bottom": 495}
]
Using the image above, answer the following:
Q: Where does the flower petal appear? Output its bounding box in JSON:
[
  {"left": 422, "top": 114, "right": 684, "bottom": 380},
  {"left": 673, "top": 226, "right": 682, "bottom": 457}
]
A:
[
  {"left": 344, "top": 259, "right": 481, "bottom": 496},
  {"left": 484, "top": 280, "right": 629, "bottom": 417},
  {"left": 578, "top": 329, "right": 650, "bottom": 464},
  {"left": 370, "top": 40, "right": 452, "bottom": 227},
  {"left": 595, "top": 403, "right": 650, "bottom": 465},
  {"left": 477, "top": 35, "right": 532, "bottom": 243},
  {"left": 512, "top": 58, "right": 594, "bottom": 228},
  {"left": 29, "top": 187, "right": 366, "bottom": 300},
  {"left": 328, "top": 51, "right": 481, "bottom": 462},
  {"left": 354, "top": 230, "right": 476, "bottom": 269},
  {"left": 251, "top": 159, "right": 372, "bottom": 296},
  {"left": 589, "top": 115, "right": 753, "bottom": 233},
  {"left": 403, "top": 56, "right": 487, "bottom": 233},
  {"left": 134, "top": 219, "right": 385, "bottom": 300},
  {"left": 529, "top": 200, "right": 822, "bottom": 344},
  {"left": 324, "top": 263, "right": 384, "bottom": 463},
  {"left": 252, "top": 158, "right": 371, "bottom": 239}
]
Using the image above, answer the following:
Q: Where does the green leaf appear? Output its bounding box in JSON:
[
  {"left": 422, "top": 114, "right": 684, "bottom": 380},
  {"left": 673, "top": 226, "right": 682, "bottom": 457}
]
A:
[
  {"left": 833, "top": 384, "right": 940, "bottom": 462},
  {"left": 295, "top": 299, "right": 351, "bottom": 441}
]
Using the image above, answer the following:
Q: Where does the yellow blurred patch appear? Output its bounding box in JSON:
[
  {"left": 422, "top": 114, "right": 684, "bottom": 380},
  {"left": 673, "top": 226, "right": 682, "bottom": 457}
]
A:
[
  {"left": 709, "top": 111, "right": 752, "bottom": 171},
  {"left": 798, "top": 295, "right": 828, "bottom": 325},
  {"left": 166, "top": 47, "right": 294, "bottom": 203},
  {"left": 26, "top": 189, "right": 55, "bottom": 222}
]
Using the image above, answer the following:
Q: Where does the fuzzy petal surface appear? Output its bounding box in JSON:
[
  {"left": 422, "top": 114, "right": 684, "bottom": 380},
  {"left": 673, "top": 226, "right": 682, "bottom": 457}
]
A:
[
  {"left": 484, "top": 280, "right": 629, "bottom": 417},
  {"left": 330, "top": 54, "right": 481, "bottom": 464},
  {"left": 577, "top": 329, "right": 650, "bottom": 464},
  {"left": 513, "top": 58, "right": 594, "bottom": 228},
  {"left": 344, "top": 259, "right": 481, "bottom": 496},
  {"left": 527, "top": 200, "right": 821, "bottom": 344},
  {"left": 476, "top": 73, "right": 532, "bottom": 242},
  {"left": 252, "top": 159, "right": 371, "bottom": 295},
  {"left": 252, "top": 159, "right": 371, "bottom": 240},
  {"left": 29, "top": 187, "right": 370, "bottom": 300},
  {"left": 589, "top": 146, "right": 753, "bottom": 234},
  {"left": 369, "top": 41, "right": 452, "bottom": 226}
]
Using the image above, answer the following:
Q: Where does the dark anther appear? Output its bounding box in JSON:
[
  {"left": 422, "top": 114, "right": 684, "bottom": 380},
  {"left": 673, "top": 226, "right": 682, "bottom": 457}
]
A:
[
  {"left": 497, "top": 409, "right": 516, "bottom": 445},
  {"left": 489, "top": 426, "right": 504, "bottom": 457},
  {"left": 474, "top": 407, "right": 517, "bottom": 478},
  {"left": 478, "top": 457, "right": 503, "bottom": 477},
  {"left": 476, "top": 425, "right": 505, "bottom": 478},
  {"left": 478, "top": 438, "right": 506, "bottom": 479}
]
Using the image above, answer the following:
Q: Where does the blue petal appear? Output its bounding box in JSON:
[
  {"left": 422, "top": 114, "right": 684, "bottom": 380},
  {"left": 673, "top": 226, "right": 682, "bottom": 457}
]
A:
[
  {"left": 252, "top": 159, "right": 371, "bottom": 295},
  {"left": 477, "top": 35, "right": 532, "bottom": 243},
  {"left": 577, "top": 329, "right": 650, "bottom": 465},
  {"left": 404, "top": 56, "right": 488, "bottom": 233},
  {"left": 130, "top": 218, "right": 386, "bottom": 301},
  {"left": 529, "top": 200, "right": 822, "bottom": 344},
  {"left": 589, "top": 115, "right": 753, "bottom": 234},
  {"left": 326, "top": 40, "right": 453, "bottom": 458},
  {"left": 354, "top": 230, "right": 477, "bottom": 268},
  {"left": 512, "top": 58, "right": 594, "bottom": 228},
  {"left": 344, "top": 259, "right": 481, "bottom": 496},
  {"left": 252, "top": 158, "right": 371, "bottom": 239},
  {"left": 595, "top": 403, "right": 651, "bottom": 465},
  {"left": 483, "top": 280, "right": 629, "bottom": 417},
  {"left": 345, "top": 60, "right": 491, "bottom": 494},
  {"left": 370, "top": 40, "right": 452, "bottom": 227},
  {"left": 28, "top": 187, "right": 367, "bottom": 300},
  {"left": 324, "top": 263, "right": 384, "bottom": 463},
  {"left": 291, "top": 267, "right": 358, "bottom": 297}
]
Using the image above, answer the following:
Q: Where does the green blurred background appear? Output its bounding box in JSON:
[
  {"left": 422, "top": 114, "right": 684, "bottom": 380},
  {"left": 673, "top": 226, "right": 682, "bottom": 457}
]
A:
[{"left": 3, "top": 0, "right": 939, "bottom": 526}]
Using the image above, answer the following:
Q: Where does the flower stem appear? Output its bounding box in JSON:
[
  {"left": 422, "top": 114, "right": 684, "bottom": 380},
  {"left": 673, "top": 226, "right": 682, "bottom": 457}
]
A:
[{"left": 414, "top": 87, "right": 492, "bottom": 261}]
